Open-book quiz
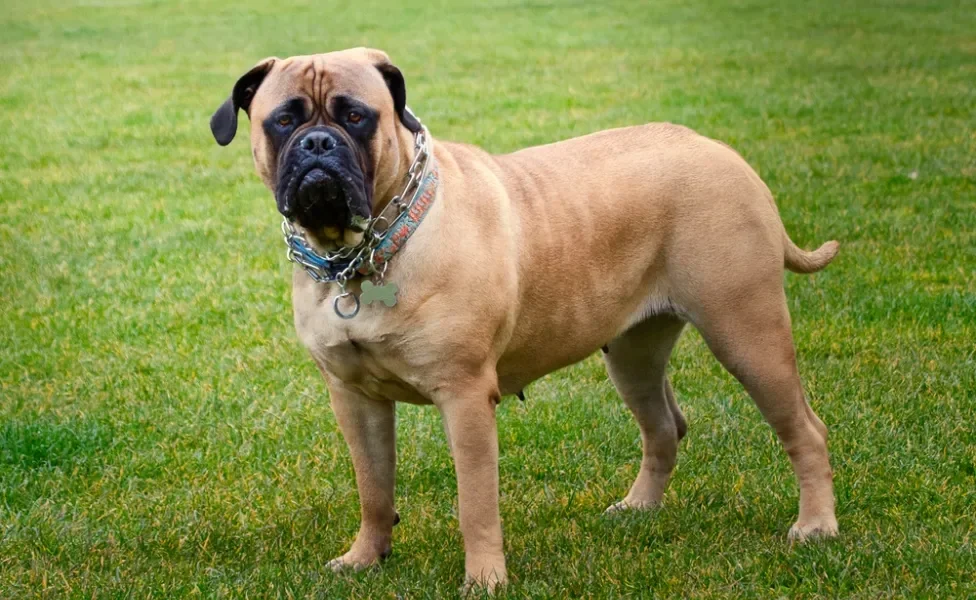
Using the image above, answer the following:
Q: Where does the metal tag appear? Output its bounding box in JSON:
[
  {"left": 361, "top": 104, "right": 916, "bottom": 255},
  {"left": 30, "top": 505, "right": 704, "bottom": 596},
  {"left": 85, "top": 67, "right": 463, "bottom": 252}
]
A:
[{"left": 361, "top": 281, "right": 398, "bottom": 307}]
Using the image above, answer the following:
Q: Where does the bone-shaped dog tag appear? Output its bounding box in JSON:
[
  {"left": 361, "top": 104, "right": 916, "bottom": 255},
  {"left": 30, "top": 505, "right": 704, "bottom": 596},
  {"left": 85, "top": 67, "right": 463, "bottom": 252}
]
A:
[{"left": 360, "top": 280, "right": 398, "bottom": 307}]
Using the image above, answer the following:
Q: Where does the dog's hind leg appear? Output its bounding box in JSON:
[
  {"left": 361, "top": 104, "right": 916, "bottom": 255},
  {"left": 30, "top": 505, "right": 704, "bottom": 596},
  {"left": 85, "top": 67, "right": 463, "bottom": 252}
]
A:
[
  {"left": 604, "top": 314, "right": 687, "bottom": 512},
  {"left": 689, "top": 282, "right": 838, "bottom": 541}
]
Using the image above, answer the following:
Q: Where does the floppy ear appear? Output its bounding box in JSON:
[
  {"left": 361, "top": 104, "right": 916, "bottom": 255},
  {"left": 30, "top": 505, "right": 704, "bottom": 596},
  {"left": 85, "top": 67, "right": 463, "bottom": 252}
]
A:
[
  {"left": 373, "top": 60, "right": 423, "bottom": 134},
  {"left": 210, "top": 58, "right": 277, "bottom": 146}
]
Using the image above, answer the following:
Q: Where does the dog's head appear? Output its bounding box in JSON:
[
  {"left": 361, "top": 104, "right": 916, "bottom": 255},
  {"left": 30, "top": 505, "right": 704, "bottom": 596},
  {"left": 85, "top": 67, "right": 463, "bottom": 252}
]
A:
[{"left": 210, "top": 48, "right": 421, "bottom": 246}]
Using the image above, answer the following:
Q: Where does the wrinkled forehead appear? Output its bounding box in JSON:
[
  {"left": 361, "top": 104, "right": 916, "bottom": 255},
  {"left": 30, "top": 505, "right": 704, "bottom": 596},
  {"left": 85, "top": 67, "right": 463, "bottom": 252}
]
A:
[{"left": 250, "top": 53, "right": 389, "bottom": 121}]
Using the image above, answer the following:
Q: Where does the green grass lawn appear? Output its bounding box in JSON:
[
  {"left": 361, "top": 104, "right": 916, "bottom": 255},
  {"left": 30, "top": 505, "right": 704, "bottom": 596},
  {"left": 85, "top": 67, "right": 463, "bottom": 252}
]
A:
[{"left": 1, "top": 0, "right": 974, "bottom": 597}]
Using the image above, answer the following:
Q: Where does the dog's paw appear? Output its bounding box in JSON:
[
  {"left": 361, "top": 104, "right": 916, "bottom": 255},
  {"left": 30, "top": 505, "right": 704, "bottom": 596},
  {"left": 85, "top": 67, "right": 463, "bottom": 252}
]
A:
[
  {"left": 326, "top": 547, "right": 391, "bottom": 572},
  {"left": 326, "top": 554, "right": 371, "bottom": 573},
  {"left": 788, "top": 515, "right": 839, "bottom": 542},
  {"left": 461, "top": 570, "right": 507, "bottom": 596},
  {"left": 604, "top": 498, "right": 660, "bottom": 514},
  {"left": 461, "top": 554, "right": 507, "bottom": 596}
]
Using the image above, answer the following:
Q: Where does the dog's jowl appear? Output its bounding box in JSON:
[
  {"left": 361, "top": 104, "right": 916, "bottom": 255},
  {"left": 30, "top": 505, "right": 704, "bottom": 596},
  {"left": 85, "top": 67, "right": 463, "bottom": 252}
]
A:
[{"left": 211, "top": 47, "right": 839, "bottom": 592}]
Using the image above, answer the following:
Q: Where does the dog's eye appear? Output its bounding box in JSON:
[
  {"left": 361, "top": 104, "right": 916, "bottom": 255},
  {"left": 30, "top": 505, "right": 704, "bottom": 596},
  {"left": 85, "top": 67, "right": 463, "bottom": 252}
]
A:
[
  {"left": 277, "top": 115, "right": 293, "bottom": 127},
  {"left": 347, "top": 111, "right": 363, "bottom": 125}
]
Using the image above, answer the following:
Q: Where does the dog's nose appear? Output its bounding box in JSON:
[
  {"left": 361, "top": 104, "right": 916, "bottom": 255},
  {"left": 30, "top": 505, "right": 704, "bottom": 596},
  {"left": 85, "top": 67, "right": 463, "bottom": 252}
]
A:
[{"left": 300, "top": 131, "right": 336, "bottom": 155}]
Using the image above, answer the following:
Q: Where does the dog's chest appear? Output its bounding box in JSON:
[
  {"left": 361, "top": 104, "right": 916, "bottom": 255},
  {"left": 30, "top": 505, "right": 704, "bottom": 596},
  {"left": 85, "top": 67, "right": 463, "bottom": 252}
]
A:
[{"left": 292, "top": 283, "right": 430, "bottom": 404}]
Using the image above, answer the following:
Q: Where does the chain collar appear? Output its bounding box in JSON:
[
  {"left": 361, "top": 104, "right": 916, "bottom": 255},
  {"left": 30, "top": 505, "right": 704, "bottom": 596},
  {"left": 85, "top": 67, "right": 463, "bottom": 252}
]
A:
[{"left": 282, "top": 122, "right": 435, "bottom": 278}]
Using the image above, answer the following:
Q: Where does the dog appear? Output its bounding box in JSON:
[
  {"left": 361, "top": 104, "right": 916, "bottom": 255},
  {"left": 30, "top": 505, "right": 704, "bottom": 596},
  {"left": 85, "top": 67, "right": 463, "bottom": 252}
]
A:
[{"left": 210, "top": 47, "right": 840, "bottom": 591}]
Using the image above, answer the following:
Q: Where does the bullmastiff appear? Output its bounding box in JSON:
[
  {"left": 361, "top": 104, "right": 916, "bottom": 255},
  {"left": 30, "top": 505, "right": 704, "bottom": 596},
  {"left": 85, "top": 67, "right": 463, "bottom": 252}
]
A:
[{"left": 210, "top": 47, "right": 840, "bottom": 591}]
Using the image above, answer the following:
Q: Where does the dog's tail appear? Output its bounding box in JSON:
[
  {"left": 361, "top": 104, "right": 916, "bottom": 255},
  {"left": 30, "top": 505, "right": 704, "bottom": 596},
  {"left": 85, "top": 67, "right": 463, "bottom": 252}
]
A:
[{"left": 784, "top": 234, "right": 840, "bottom": 274}]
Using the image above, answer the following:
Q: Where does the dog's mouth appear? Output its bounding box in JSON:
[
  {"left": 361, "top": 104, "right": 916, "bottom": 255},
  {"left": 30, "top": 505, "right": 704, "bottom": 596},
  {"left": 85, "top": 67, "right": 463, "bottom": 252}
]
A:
[
  {"left": 274, "top": 129, "right": 372, "bottom": 248},
  {"left": 296, "top": 167, "right": 349, "bottom": 224},
  {"left": 280, "top": 164, "right": 369, "bottom": 243}
]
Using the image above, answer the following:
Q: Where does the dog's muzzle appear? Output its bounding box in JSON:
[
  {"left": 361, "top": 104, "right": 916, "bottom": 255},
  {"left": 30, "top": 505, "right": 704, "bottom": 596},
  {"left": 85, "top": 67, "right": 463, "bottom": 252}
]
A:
[{"left": 276, "top": 127, "right": 369, "bottom": 231}]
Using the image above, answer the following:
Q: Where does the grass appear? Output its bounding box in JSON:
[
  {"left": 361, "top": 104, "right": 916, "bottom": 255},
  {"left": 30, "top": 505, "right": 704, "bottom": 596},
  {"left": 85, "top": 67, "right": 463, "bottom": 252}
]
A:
[{"left": 1, "top": 0, "right": 974, "bottom": 597}]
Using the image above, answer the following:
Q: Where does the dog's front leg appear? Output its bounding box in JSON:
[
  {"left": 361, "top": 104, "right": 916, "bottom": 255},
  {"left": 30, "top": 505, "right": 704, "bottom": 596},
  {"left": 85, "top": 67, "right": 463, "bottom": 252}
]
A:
[
  {"left": 436, "top": 383, "right": 507, "bottom": 591},
  {"left": 326, "top": 380, "right": 397, "bottom": 571}
]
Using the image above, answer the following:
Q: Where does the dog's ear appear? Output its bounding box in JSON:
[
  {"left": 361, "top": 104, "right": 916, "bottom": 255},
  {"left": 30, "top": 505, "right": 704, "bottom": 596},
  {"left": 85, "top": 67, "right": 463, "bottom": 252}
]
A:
[
  {"left": 373, "top": 58, "right": 422, "bottom": 134},
  {"left": 210, "top": 57, "right": 277, "bottom": 146}
]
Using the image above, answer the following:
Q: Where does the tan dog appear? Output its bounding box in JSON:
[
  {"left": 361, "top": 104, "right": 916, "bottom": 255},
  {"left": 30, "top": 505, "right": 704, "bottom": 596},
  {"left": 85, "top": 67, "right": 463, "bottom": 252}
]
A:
[{"left": 210, "top": 48, "right": 840, "bottom": 591}]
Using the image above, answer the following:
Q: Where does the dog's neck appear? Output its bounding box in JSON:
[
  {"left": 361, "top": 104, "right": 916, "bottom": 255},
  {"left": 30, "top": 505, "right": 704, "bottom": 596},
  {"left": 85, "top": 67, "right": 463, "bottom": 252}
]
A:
[{"left": 372, "top": 125, "right": 423, "bottom": 215}]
